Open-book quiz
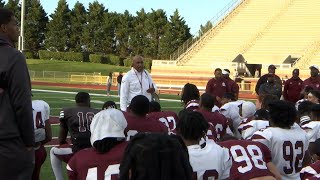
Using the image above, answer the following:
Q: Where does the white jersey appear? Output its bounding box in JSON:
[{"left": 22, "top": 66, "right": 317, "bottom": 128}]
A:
[
  {"left": 252, "top": 123, "right": 309, "bottom": 180},
  {"left": 238, "top": 119, "right": 269, "bottom": 140},
  {"left": 220, "top": 101, "right": 244, "bottom": 138},
  {"left": 188, "top": 141, "right": 231, "bottom": 180},
  {"left": 301, "top": 121, "right": 320, "bottom": 143},
  {"left": 32, "top": 100, "right": 50, "bottom": 142}
]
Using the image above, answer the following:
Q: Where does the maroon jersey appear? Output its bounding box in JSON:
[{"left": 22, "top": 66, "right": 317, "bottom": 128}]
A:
[
  {"left": 283, "top": 77, "right": 303, "bottom": 103},
  {"left": 147, "top": 111, "right": 179, "bottom": 134},
  {"left": 60, "top": 106, "right": 100, "bottom": 152},
  {"left": 196, "top": 109, "right": 229, "bottom": 141},
  {"left": 67, "top": 142, "right": 127, "bottom": 180},
  {"left": 206, "top": 78, "right": 228, "bottom": 107},
  {"left": 225, "top": 78, "right": 239, "bottom": 96},
  {"left": 124, "top": 112, "right": 168, "bottom": 140},
  {"left": 302, "top": 76, "right": 320, "bottom": 91},
  {"left": 219, "top": 140, "right": 274, "bottom": 180},
  {"left": 185, "top": 99, "right": 199, "bottom": 111},
  {"left": 300, "top": 160, "right": 320, "bottom": 180}
]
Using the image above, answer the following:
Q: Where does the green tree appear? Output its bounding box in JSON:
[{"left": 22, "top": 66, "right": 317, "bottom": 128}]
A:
[
  {"left": 145, "top": 9, "right": 168, "bottom": 59},
  {"left": 130, "top": 8, "right": 149, "bottom": 57},
  {"left": 45, "top": 0, "right": 71, "bottom": 51},
  {"left": 115, "top": 10, "right": 133, "bottom": 58},
  {"left": 5, "top": 0, "right": 20, "bottom": 19},
  {"left": 24, "top": 0, "right": 48, "bottom": 51},
  {"left": 82, "top": 1, "right": 105, "bottom": 53},
  {"left": 70, "top": 1, "right": 86, "bottom": 52},
  {"left": 198, "top": 21, "right": 213, "bottom": 36},
  {"left": 160, "top": 9, "right": 191, "bottom": 58},
  {"left": 101, "top": 11, "right": 118, "bottom": 54}
]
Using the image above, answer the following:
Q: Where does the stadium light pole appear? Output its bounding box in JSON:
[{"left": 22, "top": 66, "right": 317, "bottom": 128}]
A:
[{"left": 18, "top": 0, "right": 25, "bottom": 51}]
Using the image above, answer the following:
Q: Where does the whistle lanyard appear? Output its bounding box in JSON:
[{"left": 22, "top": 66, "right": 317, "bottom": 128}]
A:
[{"left": 134, "top": 70, "right": 143, "bottom": 93}]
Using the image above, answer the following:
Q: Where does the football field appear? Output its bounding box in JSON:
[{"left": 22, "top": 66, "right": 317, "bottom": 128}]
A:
[{"left": 32, "top": 85, "right": 183, "bottom": 179}]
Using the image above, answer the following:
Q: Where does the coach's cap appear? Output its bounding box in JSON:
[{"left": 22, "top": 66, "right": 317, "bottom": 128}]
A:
[
  {"left": 222, "top": 69, "right": 230, "bottom": 75},
  {"left": 90, "top": 109, "right": 127, "bottom": 145},
  {"left": 268, "top": 64, "right": 277, "bottom": 69},
  {"left": 310, "top": 65, "right": 319, "bottom": 71}
]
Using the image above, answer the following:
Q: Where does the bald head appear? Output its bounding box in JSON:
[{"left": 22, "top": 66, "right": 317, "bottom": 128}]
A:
[{"left": 132, "top": 55, "right": 144, "bottom": 72}]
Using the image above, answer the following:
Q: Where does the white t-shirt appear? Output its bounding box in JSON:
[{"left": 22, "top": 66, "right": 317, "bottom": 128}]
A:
[{"left": 188, "top": 141, "right": 231, "bottom": 180}]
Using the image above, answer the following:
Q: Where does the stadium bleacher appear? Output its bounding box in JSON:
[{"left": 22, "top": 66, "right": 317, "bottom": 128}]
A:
[{"left": 151, "top": 0, "right": 320, "bottom": 90}]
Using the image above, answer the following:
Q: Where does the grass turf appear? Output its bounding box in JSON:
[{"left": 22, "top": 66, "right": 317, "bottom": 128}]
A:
[{"left": 27, "top": 59, "right": 131, "bottom": 76}]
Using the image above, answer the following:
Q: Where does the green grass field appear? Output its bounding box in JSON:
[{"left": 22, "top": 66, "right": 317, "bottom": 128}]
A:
[
  {"left": 27, "top": 59, "right": 131, "bottom": 75},
  {"left": 32, "top": 85, "right": 183, "bottom": 179}
]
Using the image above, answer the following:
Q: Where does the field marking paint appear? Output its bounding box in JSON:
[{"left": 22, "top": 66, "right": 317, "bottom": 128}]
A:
[{"left": 32, "top": 89, "right": 181, "bottom": 102}]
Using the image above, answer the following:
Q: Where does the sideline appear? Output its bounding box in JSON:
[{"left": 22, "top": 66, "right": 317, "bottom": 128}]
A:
[{"left": 32, "top": 89, "right": 181, "bottom": 102}]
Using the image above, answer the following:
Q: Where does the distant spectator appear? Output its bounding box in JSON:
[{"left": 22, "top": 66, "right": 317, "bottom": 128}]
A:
[
  {"left": 254, "top": 68, "right": 260, "bottom": 78},
  {"left": 302, "top": 65, "right": 320, "bottom": 91},
  {"left": 117, "top": 72, "right": 123, "bottom": 96},
  {"left": 283, "top": 69, "right": 303, "bottom": 103},
  {"left": 258, "top": 74, "right": 282, "bottom": 99},
  {"left": 255, "top": 64, "right": 282, "bottom": 95},
  {"left": 206, "top": 68, "right": 229, "bottom": 107},
  {"left": 223, "top": 69, "right": 240, "bottom": 100},
  {"left": 106, "top": 72, "right": 112, "bottom": 96}
]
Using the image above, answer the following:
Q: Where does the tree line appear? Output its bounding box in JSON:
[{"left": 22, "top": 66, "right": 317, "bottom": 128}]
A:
[{"left": 1, "top": 0, "right": 214, "bottom": 60}]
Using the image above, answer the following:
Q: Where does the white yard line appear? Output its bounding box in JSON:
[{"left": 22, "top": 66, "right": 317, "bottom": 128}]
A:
[{"left": 32, "top": 89, "right": 181, "bottom": 102}]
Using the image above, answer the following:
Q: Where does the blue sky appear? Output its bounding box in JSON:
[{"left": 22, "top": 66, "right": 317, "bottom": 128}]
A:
[{"left": 6, "top": 0, "right": 234, "bottom": 35}]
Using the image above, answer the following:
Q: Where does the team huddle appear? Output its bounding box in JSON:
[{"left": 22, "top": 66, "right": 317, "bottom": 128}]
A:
[{"left": 32, "top": 79, "right": 320, "bottom": 180}]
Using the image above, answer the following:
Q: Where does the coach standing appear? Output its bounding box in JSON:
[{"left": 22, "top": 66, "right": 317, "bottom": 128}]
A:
[
  {"left": 206, "top": 68, "right": 228, "bottom": 107},
  {"left": 283, "top": 69, "right": 303, "bottom": 103},
  {"left": 302, "top": 65, "right": 320, "bottom": 91},
  {"left": 222, "top": 69, "right": 239, "bottom": 100},
  {"left": 120, "top": 55, "right": 157, "bottom": 111},
  {"left": 0, "top": 8, "right": 35, "bottom": 179},
  {"left": 255, "top": 64, "right": 282, "bottom": 95}
]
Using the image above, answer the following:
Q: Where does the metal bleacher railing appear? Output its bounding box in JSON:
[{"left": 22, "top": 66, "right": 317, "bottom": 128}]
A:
[{"left": 169, "top": 0, "right": 244, "bottom": 62}]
